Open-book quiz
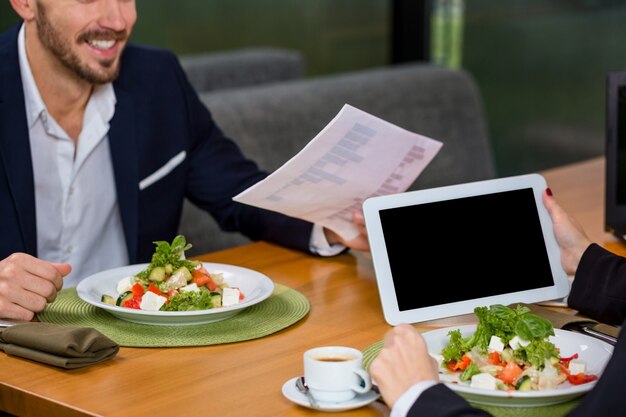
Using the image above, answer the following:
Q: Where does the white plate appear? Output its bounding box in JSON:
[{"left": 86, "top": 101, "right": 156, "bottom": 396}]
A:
[
  {"left": 76, "top": 262, "right": 274, "bottom": 326},
  {"left": 281, "top": 377, "right": 380, "bottom": 412},
  {"left": 424, "top": 324, "right": 614, "bottom": 407}
]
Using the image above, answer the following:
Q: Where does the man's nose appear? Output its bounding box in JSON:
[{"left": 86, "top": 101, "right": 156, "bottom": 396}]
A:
[{"left": 97, "top": 0, "right": 133, "bottom": 33}]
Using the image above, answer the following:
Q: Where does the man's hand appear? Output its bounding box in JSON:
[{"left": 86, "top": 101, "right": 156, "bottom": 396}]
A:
[
  {"left": 324, "top": 211, "right": 370, "bottom": 252},
  {"left": 0, "top": 253, "right": 71, "bottom": 320}
]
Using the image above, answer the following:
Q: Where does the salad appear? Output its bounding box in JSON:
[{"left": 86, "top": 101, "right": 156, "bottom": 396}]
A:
[
  {"left": 436, "top": 304, "right": 598, "bottom": 391},
  {"left": 100, "top": 235, "right": 244, "bottom": 312}
]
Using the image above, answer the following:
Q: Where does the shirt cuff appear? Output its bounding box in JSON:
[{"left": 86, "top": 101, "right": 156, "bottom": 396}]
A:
[
  {"left": 390, "top": 381, "right": 439, "bottom": 417},
  {"left": 310, "top": 224, "right": 346, "bottom": 256}
]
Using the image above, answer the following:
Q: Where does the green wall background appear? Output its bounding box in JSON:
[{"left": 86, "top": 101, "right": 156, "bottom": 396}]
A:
[
  {"left": 0, "top": 1, "right": 390, "bottom": 76},
  {"left": 463, "top": 1, "right": 626, "bottom": 175},
  {"left": 3, "top": 1, "right": 626, "bottom": 176}
]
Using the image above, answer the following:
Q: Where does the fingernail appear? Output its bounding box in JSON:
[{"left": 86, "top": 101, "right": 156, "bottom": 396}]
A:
[{"left": 546, "top": 187, "right": 553, "bottom": 196}]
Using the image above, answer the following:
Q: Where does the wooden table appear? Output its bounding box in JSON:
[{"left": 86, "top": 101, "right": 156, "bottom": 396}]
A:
[{"left": 0, "top": 157, "right": 623, "bottom": 417}]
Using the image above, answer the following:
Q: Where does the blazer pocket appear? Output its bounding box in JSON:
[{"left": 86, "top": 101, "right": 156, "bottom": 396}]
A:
[{"left": 138, "top": 150, "right": 187, "bottom": 190}]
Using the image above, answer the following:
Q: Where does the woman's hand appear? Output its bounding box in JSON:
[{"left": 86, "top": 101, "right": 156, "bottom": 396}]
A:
[{"left": 542, "top": 188, "right": 592, "bottom": 276}]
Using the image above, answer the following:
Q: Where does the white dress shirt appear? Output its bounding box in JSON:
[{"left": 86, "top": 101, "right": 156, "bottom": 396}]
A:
[
  {"left": 18, "top": 26, "right": 343, "bottom": 288},
  {"left": 19, "top": 25, "right": 128, "bottom": 288},
  {"left": 310, "top": 224, "right": 345, "bottom": 256}
]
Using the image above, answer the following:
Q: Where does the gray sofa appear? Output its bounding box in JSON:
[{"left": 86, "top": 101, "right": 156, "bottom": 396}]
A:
[
  {"left": 179, "top": 63, "right": 496, "bottom": 256},
  {"left": 179, "top": 47, "right": 305, "bottom": 93}
]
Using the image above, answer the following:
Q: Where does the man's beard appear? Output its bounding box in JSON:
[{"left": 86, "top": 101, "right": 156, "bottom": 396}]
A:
[{"left": 35, "top": 3, "right": 126, "bottom": 84}]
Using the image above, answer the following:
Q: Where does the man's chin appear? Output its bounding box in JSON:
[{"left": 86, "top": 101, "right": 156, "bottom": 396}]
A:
[{"left": 78, "top": 63, "right": 121, "bottom": 84}]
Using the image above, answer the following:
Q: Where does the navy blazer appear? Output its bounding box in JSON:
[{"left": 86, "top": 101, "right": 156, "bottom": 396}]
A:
[
  {"left": 407, "top": 243, "right": 626, "bottom": 416},
  {"left": 0, "top": 24, "right": 313, "bottom": 263}
]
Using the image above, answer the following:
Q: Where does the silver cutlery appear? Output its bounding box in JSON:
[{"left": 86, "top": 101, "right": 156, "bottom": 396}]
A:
[
  {"left": 562, "top": 323, "right": 618, "bottom": 346},
  {"left": 0, "top": 318, "right": 31, "bottom": 328},
  {"left": 296, "top": 376, "right": 319, "bottom": 408}
]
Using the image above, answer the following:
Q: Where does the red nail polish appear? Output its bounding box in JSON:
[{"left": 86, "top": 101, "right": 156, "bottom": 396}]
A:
[{"left": 546, "top": 187, "right": 553, "bottom": 196}]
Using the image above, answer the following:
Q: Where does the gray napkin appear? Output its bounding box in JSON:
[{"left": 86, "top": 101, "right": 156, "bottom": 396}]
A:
[{"left": 0, "top": 322, "right": 119, "bottom": 369}]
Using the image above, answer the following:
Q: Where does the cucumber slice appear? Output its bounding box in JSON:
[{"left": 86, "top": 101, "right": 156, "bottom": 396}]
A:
[
  {"left": 116, "top": 291, "right": 133, "bottom": 306},
  {"left": 149, "top": 266, "right": 166, "bottom": 282},
  {"left": 173, "top": 266, "right": 192, "bottom": 282},
  {"left": 101, "top": 294, "right": 116, "bottom": 305},
  {"left": 209, "top": 292, "right": 222, "bottom": 308},
  {"left": 516, "top": 375, "right": 532, "bottom": 391}
]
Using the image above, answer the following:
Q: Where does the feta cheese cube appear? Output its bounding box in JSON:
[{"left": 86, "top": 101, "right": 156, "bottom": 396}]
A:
[
  {"left": 180, "top": 283, "right": 199, "bottom": 292},
  {"left": 221, "top": 287, "right": 241, "bottom": 307},
  {"left": 470, "top": 373, "right": 498, "bottom": 390},
  {"left": 116, "top": 276, "right": 133, "bottom": 294},
  {"left": 569, "top": 359, "right": 586, "bottom": 375},
  {"left": 140, "top": 291, "right": 167, "bottom": 311},
  {"left": 509, "top": 335, "right": 530, "bottom": 350},
  {"left": 488, "top": 335, "right": 505, "bottom": 353}
]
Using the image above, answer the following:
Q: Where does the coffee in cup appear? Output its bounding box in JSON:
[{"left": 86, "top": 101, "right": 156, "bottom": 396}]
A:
[{"left": 303, "top": 346, "right": 372, "bottom": 403}]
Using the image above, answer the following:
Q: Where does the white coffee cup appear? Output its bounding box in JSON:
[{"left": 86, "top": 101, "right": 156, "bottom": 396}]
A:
[{"left": 303, "top": 346, "right": 372, "bottom": 403}]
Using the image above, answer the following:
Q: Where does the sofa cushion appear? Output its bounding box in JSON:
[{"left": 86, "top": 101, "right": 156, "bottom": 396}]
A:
[{"left": 179, "top": 48, "right": 305, "bottom": 93}]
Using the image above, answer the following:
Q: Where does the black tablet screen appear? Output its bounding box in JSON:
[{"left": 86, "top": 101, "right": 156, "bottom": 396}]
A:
[{"left": 379, "top": 188, "right": 554, "bottom": 311}]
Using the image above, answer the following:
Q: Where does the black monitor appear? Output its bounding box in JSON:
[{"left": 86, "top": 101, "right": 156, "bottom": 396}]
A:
[{"left": 605, "top": 71, "right": 626, "bottom": 240}]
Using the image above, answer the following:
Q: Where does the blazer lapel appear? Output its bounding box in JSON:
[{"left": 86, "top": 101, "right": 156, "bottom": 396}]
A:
[
  {"left": 108, "top": 88, "right": 139, "bottom": 263},
  {"left": 0, "top": 24, "right": 37, "bottom": 255}
]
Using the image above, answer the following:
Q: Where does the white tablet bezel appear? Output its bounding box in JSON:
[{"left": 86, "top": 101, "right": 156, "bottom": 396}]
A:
[{"left": 362, "top": 173, "right": 569, "bottom": 325}]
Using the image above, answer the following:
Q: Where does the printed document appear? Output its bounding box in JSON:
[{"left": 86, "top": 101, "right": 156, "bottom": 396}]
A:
[{"left": 233, "top": 104, "right": 443, "bottom": 240}]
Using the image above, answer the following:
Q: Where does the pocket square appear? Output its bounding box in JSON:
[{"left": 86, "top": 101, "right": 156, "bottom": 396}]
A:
[{"left": 139, "top": 150, "right": 186, "bottom": 190}]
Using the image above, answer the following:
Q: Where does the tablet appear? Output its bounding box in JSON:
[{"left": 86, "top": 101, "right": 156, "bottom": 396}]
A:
[{"left": 362, "top": 173, "right": 570, "bottom": 325}]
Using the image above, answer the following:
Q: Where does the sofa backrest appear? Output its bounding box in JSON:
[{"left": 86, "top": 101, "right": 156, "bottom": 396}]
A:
[
  {"left": 179, "top": 47, "right": 305, "bottom": 93},
  {"left": 180, "top": 63, "right": 496, "bottom": 256}
]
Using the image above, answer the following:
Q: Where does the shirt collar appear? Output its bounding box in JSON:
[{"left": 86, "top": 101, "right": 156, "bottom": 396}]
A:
[{"left": 18, "top": 24, "right": 45, "bottom": 129}]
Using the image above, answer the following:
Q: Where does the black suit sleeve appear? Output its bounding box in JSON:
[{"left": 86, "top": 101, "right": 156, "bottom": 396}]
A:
[
  {"left": 114, "top": 46, "right": 315, "bottom": 259},
  {"left": 562, "top": 243, "right": 626, "bottom": 416},
  {"left": 567, "top": 243, "right": 626, "bottom": 325},
  {"left": 406, "top": 384, "right": 491, "bottom": 417}
]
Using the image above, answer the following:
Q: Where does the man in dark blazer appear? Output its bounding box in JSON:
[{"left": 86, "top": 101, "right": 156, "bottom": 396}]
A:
[
  {"left": 0, "top": 0, "right": 367, "bottom": 320},
  {"left": 370, "top": 188, "right": 626, "bottom": 416}
]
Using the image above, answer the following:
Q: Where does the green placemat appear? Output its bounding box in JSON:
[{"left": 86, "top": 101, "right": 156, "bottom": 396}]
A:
[
  {"left": 362, "top": 340, "right": 580, "bottom": 417},
  {"left": 37, "top": 284, "right": 309, "bottom": 347}
]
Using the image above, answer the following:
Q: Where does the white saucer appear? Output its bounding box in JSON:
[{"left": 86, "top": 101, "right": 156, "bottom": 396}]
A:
[{"left": 281, "top": 376, "right": 381, "bottom": 412}]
